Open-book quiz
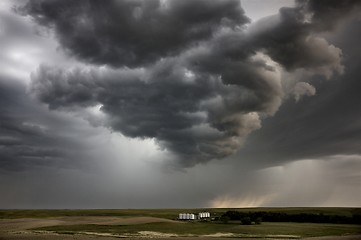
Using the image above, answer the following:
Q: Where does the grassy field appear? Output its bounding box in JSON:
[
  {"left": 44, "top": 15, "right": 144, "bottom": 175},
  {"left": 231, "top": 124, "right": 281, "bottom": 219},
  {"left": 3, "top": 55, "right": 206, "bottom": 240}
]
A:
[
  {"left": 0, "top": 208, "right": 360, "bottom": 239},
  {"left": 0, "top": 207, "right": 359, "bottom": 219},
  {"left": 34, "top": 221, "right": 361, "bottom": 238}
]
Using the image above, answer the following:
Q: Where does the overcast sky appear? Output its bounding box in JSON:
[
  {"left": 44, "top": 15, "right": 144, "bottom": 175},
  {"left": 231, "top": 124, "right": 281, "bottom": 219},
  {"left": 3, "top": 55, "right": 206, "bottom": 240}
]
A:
[{"left": 0, "top": 0, "right": 360, "bottom": 209}]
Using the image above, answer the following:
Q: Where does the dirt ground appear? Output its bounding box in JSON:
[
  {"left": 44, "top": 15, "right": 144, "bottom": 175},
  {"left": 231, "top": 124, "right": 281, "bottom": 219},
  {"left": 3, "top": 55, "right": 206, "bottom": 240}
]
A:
[
  {"left": 0, "top": 216, "right": 177, "bottom": 231},
  {"left": 1, "top": 233, "right": 361, "bottom": 240},
  {"left": 0, "top": 217, "right": 360, "bottom": 240},
  {"left": 0, "top": 217, "right": 180, "bottom": 239}
]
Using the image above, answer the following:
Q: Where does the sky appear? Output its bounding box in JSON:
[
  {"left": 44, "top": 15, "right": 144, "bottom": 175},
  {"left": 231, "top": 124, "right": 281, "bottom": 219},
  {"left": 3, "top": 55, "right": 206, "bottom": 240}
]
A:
[{"left": 0, "top": 0, "right": 360, "bottom": 209}]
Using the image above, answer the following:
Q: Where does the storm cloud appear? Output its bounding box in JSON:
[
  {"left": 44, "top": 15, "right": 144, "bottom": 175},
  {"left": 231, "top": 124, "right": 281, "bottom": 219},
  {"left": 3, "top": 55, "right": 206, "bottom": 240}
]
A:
[
  {"left": 0, "top": 0, "right": 360, "bottom": 209},
  {"left": 17, "top": 0, "right": 361, "bottom": 167},
  {"left": 0, "top": 76, "right": 86, "bottom": 171},
  {"left": 236, "top": 16, "right": 361, "bottom": 166},
  {"left": 18, "top": 0, "right": 249, "bottom": 67}
]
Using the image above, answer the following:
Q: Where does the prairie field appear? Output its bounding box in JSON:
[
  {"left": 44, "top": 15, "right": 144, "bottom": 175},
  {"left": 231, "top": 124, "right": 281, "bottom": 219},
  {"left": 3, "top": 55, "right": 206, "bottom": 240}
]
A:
[{"left": 0, "top": 208, "right": 360, "bottom": 240}]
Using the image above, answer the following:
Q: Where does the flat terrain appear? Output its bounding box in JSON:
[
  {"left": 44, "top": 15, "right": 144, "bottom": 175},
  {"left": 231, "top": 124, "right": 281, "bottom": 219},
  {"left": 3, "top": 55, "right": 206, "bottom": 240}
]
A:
[
  {"left": 0, "top": 216, "right": 181, "bottom": 239},
  {"left": 0, "top": 216, "right": 177, "bottom": 231},
  {"left": 1, "top": 207, "right": 360, "bottom": 219},
  {"left": 0, "top": 208, "right": 360, "bottom": 239},
  {"left": 1, "top": 234, "right": 361, "bottom": 240}
]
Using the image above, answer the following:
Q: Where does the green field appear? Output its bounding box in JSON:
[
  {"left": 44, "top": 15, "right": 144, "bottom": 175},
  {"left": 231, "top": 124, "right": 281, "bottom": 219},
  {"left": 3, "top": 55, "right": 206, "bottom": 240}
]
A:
[
  {"left": 1, "top": 208, "right": 360, "bottom": 239},
  {"left": 0, "top": 207, "right": 359, "bottom": 219},
  {"left": 34, "top": 221, "right": 361, "bottom": 238}
]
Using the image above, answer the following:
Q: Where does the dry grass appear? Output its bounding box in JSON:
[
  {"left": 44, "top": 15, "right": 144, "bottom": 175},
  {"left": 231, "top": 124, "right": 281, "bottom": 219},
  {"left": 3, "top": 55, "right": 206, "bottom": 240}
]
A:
[
  {"left": 0, "top": 216, "right": 176, "bottom": 231},
  {"left": 0, "top": 209, "right": 360, "bottom": 240},
  {"left": 0, "top": 216, "right": 180, "bottom": 240}
]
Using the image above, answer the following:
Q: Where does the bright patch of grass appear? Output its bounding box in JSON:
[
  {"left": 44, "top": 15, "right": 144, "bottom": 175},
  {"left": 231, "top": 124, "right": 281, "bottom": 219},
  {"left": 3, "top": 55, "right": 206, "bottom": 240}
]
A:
[{"left": 34, "top": 221, "right": 361, "bottom": 238}]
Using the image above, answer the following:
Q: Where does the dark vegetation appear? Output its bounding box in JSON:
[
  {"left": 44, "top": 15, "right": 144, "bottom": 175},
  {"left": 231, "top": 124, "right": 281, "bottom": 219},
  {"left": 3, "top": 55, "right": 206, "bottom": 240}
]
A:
[
  {"left": 0, "top": 208, "right": 360, "bottom": 238},
  {"left": 0, "top": 207, "right": 360, "bottom": 225},
  {"left": 221, "top": 210, "right": 361, "bottom": 224}
]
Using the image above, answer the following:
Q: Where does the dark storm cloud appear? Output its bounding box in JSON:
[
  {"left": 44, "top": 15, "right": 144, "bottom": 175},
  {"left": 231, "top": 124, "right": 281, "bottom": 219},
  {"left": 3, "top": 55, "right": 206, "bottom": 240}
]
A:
[
  {"left": 18, "top": 0, "right": 249, "bottom": 67},
  {"left": 0, "top": 76, "right": 92, "bottom": 171},
  {"left": 298, "top": 0, "right": 361, "bottom": 31},
  {"left": 20, "top": 0, "right": 360, "bottom": 167},
  {"left": 30, "top": 50, "right": 282, "bottom": 166},
  {"left": 247, "top": 5, "right": 345, "bottom": 73},
  {"left": 237, "top": 17, "right": 361, "bottom": 166}
]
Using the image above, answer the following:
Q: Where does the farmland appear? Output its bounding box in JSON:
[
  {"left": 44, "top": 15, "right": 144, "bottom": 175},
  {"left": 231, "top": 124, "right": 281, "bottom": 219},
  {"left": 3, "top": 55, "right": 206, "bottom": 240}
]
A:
[{"left": 0, "top": 208, "right": 360, "bottom": 239}]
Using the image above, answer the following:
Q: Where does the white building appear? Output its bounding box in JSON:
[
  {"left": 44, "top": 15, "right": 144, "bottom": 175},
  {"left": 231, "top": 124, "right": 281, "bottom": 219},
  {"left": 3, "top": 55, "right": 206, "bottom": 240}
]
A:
[
  {"left": 198, "top": 212, "right": 210, "bottom": 219},
  {"left": 179, "top": 213, "right": 195, "bottom": 220},
  {"left": 179, "top": 212, "right": 210, "bottom": 220}
]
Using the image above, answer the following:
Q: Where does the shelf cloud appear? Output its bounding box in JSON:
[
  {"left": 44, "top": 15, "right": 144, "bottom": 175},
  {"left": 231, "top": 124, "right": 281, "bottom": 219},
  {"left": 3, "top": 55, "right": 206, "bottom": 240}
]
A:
[
  {"left": 0, "top": 0, "right": 360, "bottom": 208},
  {"left": 16, "top": 0, "right": 357, "bottom": 167}
]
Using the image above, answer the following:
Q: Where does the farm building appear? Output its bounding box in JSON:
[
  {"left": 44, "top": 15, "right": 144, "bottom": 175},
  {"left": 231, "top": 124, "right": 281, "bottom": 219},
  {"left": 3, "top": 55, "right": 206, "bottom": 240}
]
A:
[
  {"left": 198, "top": 212, "right": 210, "bottom": 219},
  {"left": 178, "top": 212, "right": 210, "bottom": 220},
  {"left": 178, "top": 213, "right": 196, "bottom": 220}
]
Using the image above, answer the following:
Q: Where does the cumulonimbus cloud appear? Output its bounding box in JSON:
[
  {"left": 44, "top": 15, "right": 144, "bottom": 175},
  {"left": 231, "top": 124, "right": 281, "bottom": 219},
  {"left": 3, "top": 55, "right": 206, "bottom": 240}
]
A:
[{"left": 18, "top": 0, "right": 360, "bottom": 167}]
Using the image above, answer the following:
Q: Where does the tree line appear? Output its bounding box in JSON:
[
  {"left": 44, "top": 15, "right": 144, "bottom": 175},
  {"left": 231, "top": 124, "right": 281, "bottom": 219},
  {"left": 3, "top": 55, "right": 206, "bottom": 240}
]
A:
[{"left": 220, "top": 210, "right": 361, "bottom": 224}]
